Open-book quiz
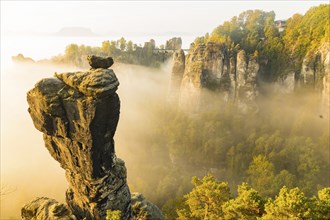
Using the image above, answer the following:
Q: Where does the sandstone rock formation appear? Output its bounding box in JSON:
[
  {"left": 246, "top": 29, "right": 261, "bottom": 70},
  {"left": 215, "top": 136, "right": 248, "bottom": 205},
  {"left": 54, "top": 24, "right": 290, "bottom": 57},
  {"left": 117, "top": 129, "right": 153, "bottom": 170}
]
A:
[
  {"left": 26, "top": 65, "right": 131, "bottom": 219},
  {"left": 298, "top": 42, "right": 330, "bottom": 118},
  {"left": 24, "top": 56, "right": 164, "bottom": 219},
  {"left": 178, "top": 42, "right": 259, "bottom": 113},
  {"left": 235, "top": 50, "right": 259, "bottom": 112},
  {"left": 274, "top": 71, "right": 296, "bottom": 94},
  {"left": 168, "top": 49, "right": 185, "bottom": 105},
  {"left": 165, "top": 37, "right": 182, "bottom": 50},
  {"left": 131, "top": 193, "right": 166, "bottom": 220},
  {"left": 22, "top": 197, "right": 76, "bottom": 220},
  {"left": 87, "top": 55, "right": 114, "bottom": 69},
  {"left": 175, "top": 40, "right": 329, "bottom": 115}
]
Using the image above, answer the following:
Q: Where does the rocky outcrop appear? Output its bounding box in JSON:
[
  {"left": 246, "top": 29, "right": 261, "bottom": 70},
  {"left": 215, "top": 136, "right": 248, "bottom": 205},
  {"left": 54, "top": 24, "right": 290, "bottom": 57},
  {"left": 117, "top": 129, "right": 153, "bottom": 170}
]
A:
[
  {"left": 165, "top": 37, "right": 182, "bottom": 50},
  {"left": 274, "top": 71, "right": 296, "bottom": 94},
  {"left": 235, "top": 50, "right": 259, "bottom": 112},
  {"left": 318, "top": 43, "right": 330, "bottom": 118},
  {"left": 25, "top": 57, "right": 132, "bottom": 219},
  {"left": 178, "top": 42, "right": 259, "bottom": 112},
  {"left": 131, "top": 193, "right": 166, "bottom": 220},
  {"left": 22, "top": 197, "right": 76, "bottom": 220},
  {"left": 300, "top": 43, "right": 329, "bottom": 89},
  {"left": 87, "top": 55, "right": 114, "bottom": 69},
  {"left": 299, "top": 42, "right": 330, "bottom": 117},
  {"left": 168, "top": 49, "right": 185, "bottom": 104}
]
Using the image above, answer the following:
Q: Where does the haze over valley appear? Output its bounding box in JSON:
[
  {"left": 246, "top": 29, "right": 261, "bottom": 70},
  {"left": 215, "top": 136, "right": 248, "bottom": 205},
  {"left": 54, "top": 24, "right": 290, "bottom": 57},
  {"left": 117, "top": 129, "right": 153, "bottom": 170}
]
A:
[{"left": 1, "top": 1, "right": 329, "bottom": 219}]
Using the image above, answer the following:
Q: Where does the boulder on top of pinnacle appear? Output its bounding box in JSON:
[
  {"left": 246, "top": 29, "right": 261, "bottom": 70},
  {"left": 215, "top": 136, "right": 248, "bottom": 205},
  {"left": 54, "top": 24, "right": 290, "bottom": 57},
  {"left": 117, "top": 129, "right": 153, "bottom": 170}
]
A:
[{"left": 87, "top": 55, "right": 114, "bottom": 69}]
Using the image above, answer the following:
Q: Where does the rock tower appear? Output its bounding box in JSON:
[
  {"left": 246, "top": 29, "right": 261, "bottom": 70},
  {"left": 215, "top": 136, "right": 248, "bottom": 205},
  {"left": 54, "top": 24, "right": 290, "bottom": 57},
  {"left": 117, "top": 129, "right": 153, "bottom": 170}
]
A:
[{"left": 23, "top": 57, "right": 133, "bottom": 219}]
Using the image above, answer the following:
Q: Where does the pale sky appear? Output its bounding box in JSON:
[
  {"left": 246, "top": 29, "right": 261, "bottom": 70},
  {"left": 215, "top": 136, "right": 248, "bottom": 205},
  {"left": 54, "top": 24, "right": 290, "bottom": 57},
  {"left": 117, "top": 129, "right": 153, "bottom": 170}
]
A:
[{"left": 1, "top": 1, "right": 328, "bottom": 36}]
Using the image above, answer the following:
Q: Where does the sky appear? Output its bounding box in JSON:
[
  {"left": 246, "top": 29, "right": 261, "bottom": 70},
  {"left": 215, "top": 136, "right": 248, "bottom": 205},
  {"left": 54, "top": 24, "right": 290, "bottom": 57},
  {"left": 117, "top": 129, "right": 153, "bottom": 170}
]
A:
[{"left": 1, "top": 1, "right": 328, "bottom": 37}]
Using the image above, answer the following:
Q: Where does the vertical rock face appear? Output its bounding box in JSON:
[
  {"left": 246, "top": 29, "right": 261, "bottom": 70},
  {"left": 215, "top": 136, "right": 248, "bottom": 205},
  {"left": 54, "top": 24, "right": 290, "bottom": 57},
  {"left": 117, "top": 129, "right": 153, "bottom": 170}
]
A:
[
  {"left": 235, "top": 50, "right": 259, "bottom": 112},
  {"left": 168, "top": 49, "right": 185, "bottom": 104},
  {"left": 26, "top": 62, "right": 132, "bottom": 219},
  {"left": 319, "top": 43, "right": 330, "bottom": 118},
  {"left": 299, "top": 42, "right": 330, "bottom": 118},
  {"left": 274, "top": 71, "right": 296, "bottom": 94},
  {"left": 179, "top": 44, "right": 205, "bottom": 112},
  {"left": 178, "top": 42, "right": 259, "bottom": 112},
  {"left": 165, "top": 37, "right": 182, "bottom": 50}
]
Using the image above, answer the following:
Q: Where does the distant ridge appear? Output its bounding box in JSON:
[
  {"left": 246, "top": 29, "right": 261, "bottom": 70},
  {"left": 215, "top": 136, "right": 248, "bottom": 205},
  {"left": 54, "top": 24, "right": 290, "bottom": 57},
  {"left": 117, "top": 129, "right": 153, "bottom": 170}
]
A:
[{"left": 53, "top": 27, "right": 98, "bottom": 37}]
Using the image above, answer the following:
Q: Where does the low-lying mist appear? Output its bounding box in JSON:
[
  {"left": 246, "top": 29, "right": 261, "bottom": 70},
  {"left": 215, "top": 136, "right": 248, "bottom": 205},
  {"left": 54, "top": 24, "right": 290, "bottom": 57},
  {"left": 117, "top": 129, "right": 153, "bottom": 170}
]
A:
[
  {"left": 1, "top": 60, "right": 329, "bottom": 219},
  {"left": 0, "top": 60, "right": 172, "bottom": 219}
]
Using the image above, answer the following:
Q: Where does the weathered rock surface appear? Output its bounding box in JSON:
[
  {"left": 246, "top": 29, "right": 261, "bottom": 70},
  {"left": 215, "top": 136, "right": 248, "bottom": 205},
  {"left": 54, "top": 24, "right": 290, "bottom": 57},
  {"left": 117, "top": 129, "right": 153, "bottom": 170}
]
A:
[
  {"left": 173, "top": 38, "right": 330, "bottom": 115},
  {"left": 87, "top": 55, "right": 114, "bottom": 69},
  {"left": 274, "top": 71, "right": 296, "bottom": 94},
  {"left": 235, "top": 50, "right": 259, "bottom": 112},
  {"left": 25, "top": 58, "right": 132, "bottom": 219},
  {"left": 131, "top": 193, "right": 166, "bottom": 220},
  {"left": 317, "top": 43, "right": 330, "bottom": 118},
  {"left": 299, "top": 42, "right": 330, "bottom": 118},
  {"left": 178, "top": 42, "right": 259, "bottom": 112},
  {"left": 168, "top": 49, "right": 185, "bottom": 104},
  {"left": 21, "top": 197, "right": 76, "bottom": 220},
  {"left": 165, "top": 37, "right": 182, "bottom": 50}
]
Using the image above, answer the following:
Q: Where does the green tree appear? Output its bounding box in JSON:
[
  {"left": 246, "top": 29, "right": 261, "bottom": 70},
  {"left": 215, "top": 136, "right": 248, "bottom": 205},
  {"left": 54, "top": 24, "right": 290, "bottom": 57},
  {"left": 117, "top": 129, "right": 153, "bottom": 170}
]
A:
[
  {"left": 106, "top": 210, "right": 121, "bottom": 220},
  {"left": 162, "top": 197, "right": 186, "bottom": 220},
  {"left": 177, "top": 174, "right": 232, "bottom": 220},
  {"left": 101, "top": 40, "right": 111, "bottom": 56},
  {"left": 247, "top": 155, "right": 275, "bottom": 197},
  {"left": 222, "top": 183, "right": 265, "bottom": 219},
  {"left": 273, "top": 170, "right": 297, "bottom": 193},
  {"left": 64, "top": 43, "right": 80, "bottom": 66},
  {"left": 126, "top": 40, "right": 133, "bottom": 53},
  {"left": 262, "top": 187, "right": 314, "bottom": 219},
  {"left": 119, "top": 37, "right": 126, "bottom": 51},
  {"left": 314, "top": 187, "right": 330, "bottom": 219}
]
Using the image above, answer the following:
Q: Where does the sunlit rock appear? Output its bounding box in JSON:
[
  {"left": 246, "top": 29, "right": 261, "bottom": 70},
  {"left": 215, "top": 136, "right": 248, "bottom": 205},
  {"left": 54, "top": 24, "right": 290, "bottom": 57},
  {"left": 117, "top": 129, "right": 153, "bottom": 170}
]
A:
[
  {"left": 87, "top": 55, "right": 114, "bottom": 69},
  {"left": 165, "top": 37, "right": 182, "bottom": 50},
  {"left": 168, "top": 49, "right": 185, "bottom": 104},
  {"left": 21, "top": 197, "right": 76, "bottom": 220},
  {"left": 25, "top": 56, "right": 131, "bottom": 219},
  {"left": 178, "top": 42, "right": 259, "bottom": 113},
  {"left": 131, "top": 193, "right": 166, "bottom": 220}
]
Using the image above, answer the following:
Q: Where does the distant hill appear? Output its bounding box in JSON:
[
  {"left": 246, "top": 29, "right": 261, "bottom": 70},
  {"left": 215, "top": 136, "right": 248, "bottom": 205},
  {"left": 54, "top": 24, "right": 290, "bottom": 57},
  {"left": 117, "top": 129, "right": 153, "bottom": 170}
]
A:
[{"left": 53, "top": 27, "right": 98, "bottom": 37}]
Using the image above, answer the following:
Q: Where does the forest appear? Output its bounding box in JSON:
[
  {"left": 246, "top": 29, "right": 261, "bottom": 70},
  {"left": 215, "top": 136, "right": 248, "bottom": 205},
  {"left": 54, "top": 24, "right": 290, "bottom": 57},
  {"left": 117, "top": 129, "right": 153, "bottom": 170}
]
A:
[
  {"left": 194, "top": 4, "right": 329, "bottom": 81},
  {"left": 47, "top": 37, "right": 177, "bottom": 68},
  {"left": 119, "top": 5, "right": 329, "bottom": 219},
  {"left": 125, "top": 91, "right": 329, "bottom": 219},
  {"left": 47, "top": 5, "right": 329, "bottom": 219},
  {"left": 8, "top": 4, "right": 329, "bottom": 220}
]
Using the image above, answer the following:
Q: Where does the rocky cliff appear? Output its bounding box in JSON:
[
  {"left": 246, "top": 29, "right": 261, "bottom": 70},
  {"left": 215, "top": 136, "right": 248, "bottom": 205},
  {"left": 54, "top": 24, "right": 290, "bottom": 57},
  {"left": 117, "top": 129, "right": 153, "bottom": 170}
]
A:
[
  {"left": 168, "top": 49, "right": 185, "bottom": 105},
  {"left": 174, "top": 41, "right": 329, "bottom": 115},
  {"left": 178, "top": 42, "right": 259, "bottom": 113},
  {"left": 299, "top": 42, "right": 330, "bottom": 118},
  {"left": 23, "top": 57, "right": 165, "bottom": 220},
  {"left": 165, "top": 37, "right": 182, "bottom": 50}
]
